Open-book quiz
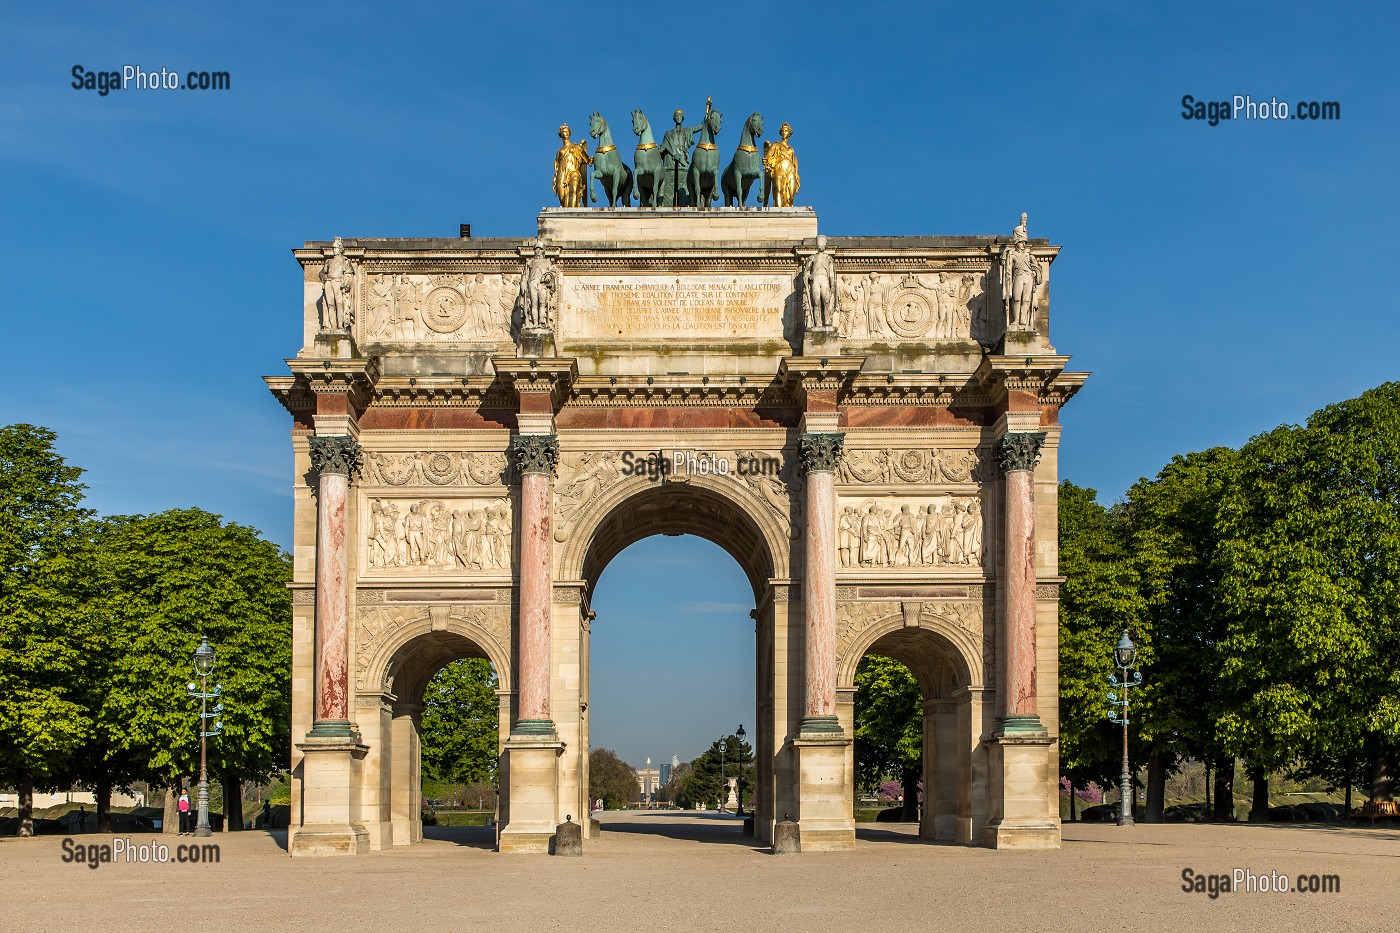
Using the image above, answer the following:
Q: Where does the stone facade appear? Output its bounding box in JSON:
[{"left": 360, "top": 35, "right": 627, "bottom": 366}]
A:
[{"left": 267, "top": 207, "right": 1086, "bottom": 856}]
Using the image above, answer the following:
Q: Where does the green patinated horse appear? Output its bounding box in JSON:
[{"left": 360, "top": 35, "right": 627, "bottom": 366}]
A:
[
  {"left": 630, "top": 110, "right": 663, "bottom": 208},
  {"left": 687, "top": 108, "right": 723, "bottom": 210},
  {"left": 588, "top": 112, "right": 633, "bottom": 207},
  {"left": 721, "top": 112, "right": 764, "bottom": 207}
]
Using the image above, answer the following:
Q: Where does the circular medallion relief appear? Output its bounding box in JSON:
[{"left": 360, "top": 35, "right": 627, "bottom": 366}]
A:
[
  {"left": 423, "top": 286, "right": 468, "bottom": 333},
  {"left": 887, "top": 290, "right": 933, "bottom": 338}
]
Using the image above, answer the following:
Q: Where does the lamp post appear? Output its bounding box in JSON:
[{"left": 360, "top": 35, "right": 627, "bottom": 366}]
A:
[
  {"left": 719, "top": 735, "right": 727, "bottom": 813},
  {"left": 1107, "top": 629, "right": 1142, "bottom": 827},
  {"left": 186, "top": 637, "right": 223, "bottom": 838},
  {"left": 735, "top": 724, "right": 746, "bottom": 817}
]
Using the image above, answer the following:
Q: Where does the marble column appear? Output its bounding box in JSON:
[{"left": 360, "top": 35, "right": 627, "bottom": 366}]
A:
[
  {"left": 510, "top": 434, "right": 559, "bottom": 736},
  {"left": 798, "top": 432, "right": 843, "bottom": 734},
  {"left": 307, "top": 435, "right": 362, "bottom": 738},
  {"left": 996, "top": 431, "right": 1046, "bottom": 732}
]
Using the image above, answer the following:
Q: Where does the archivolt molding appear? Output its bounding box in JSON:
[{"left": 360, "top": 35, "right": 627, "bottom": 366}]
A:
[
  {"left": 356, "top": 604, "right": 512, "bottom": 693},
  {"left": 555, "top": 462, "right": 791, "bottom": 589},
  {"left": 835, "top": 600, "right": 985, "bottom": 691}
]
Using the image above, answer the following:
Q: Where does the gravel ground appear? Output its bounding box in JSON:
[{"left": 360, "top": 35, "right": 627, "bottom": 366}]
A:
[{"left": 2, "top": 812, "right": 1394, "bottom": 933}]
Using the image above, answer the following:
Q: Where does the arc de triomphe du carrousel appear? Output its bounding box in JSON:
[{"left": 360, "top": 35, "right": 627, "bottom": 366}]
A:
[{"left": 266, "top": 106, "right": 1087, "bottom": 856}]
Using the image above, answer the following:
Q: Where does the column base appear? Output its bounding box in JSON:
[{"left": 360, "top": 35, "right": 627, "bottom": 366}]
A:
[
  {"left": 996, "top": 714, "right": 1048, "bottom": 737},
  {"left": 498, "top": 735, "right": 564, "bottom": 854},
  {"left": 979, "top": 731, "right": 1060, "bottom": 850},
  {"left": 797, "top": 715, "right": 843, "bottom": 737},
  {"left": 793, "top": 735, "right": 855, "bottom": 851},
  {"left": 510, "top": 718, "right": 559, "bottom": 739},
  {"left": 307, "top": 719, "right": 358, "bottom": 739},
  {"left": 290, "top": 823, "right": 371, "bottom": 856}
]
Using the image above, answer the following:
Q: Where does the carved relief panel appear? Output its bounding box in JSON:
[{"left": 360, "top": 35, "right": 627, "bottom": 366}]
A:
[
  {"left": 837, "top": 447, "right": 985, "bottom": 486},
  {"left": 836, "top": 273, "right": 990, "bottom": 343},
  {"left": 358, "top": 273, "right": 518, "bottom": 344},
  {"left": 838, "top": 495, "right": 985, "bottom": 569},
  {"left": 362, "top": 496, "right": 513, "bottom": 575}
]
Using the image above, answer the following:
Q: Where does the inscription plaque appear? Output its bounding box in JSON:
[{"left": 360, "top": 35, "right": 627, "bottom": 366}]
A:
[{"left": 560, "top": 274, "right": 791, "bottom": 342}]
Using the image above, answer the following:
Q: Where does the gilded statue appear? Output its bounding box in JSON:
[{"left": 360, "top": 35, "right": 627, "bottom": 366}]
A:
[
  {"left": 762, "top": 121, "right": 800, "bottom": 207},
  {"left": 552, "top": 124, "right": 591, "bottom": 208},
  {"left": 318, "top": 236, "right": 354, "bottom": 332}
]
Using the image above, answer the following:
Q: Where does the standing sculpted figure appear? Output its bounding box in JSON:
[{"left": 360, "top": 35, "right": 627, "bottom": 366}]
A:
[
  {"left": 660, "top": 102, "right": 706, "bottom": 206},
  {"left": 1003, "top": 239, "right": 1041, "bottom": 330},
  {"left": 319, "top": 236, "right": 354, "bottom": 332},
  {"left": 552, "top": 124, "right": 591, "bottom": 208},
  {"left": 519, "top": 243, "right": 556, "bottom": 331},
  {"left": 762, "top": 122, "right": 800, "bottom": 207},
  {"left": 802, "top": 235, "right": 837, "bottom": 329}
]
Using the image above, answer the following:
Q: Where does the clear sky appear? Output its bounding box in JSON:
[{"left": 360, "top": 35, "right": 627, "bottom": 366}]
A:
[{"left": 4, "top": 2, "right": 1397, "bottom": 766}]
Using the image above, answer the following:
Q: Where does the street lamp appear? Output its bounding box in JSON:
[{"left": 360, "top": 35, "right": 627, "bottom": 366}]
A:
[
  {"left": 718, "top": 735, "right": 727, "bottom": 813},
  {"left": 1107, "top": 629, "right": 1142, "bottom": 827},
  {"left": 186, "top": 636, "right": 223, "bottom": 838},
  {"left": 735, "top": 725, "right": 746, "bottom": 817}
]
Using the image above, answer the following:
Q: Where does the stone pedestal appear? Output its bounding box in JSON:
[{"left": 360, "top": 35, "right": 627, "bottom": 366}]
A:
[
  {"left": 803, "top": 327, "right": 840, "bottom": 357},
  {"left": 519, "top": 328, "right": 554, "bottom": 358},
  {"left": 290, "top": 738, "right": 370, "bottom": 856},
  {"left": 793, "top": 736, "right": 854, "bottom": 851},
  {"left": 979, "top": 733, "right": 1061, "bottom": 850},
  {"left": 498, "top": 737, "right": 564, "bottom": 853}
]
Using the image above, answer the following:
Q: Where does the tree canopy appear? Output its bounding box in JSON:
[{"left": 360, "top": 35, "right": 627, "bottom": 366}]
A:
[{"left": 420, "top": 658, "right": 499, "bottom": 785}]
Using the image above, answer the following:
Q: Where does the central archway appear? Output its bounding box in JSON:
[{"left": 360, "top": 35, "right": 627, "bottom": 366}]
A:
[{"left": 561, "top": 474, "right": 792, "bottom": 839}]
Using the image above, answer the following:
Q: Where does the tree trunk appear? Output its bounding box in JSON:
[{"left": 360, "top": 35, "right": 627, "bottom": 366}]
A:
[
  {"left": 901, "top": 767, "right": 919, "bottom": 822},
  {"left": 17, "top": 771, "right": 34, "bottom": 837},
  {"left": 1144, "top": 752, "right": 1167, "bottom": 823},
  {"left": 95, "top": 776, "right": 113, "bottom": 833},
  {"left": 1204, "top": 762, "right": 1212, "bottom": 816},
  {"left": 1248, "top": 769, "right": 1269, "bottom": 822},
  {"left": 162, "top": 781, "right": 180, "bottom": 835},
  {"left": 1344, "top": 779, "right": 1352, "bottom": 814},
  {"left": 1068, "top": 779, "right": 1078, "bottom": 822},
  {"left": 1212, "top": 758, "right": 1235, "bottom": 821},
  {"left": 222, "top": 776, "right": 244, "bottom": 831},
  {"left": 1371, "top": 748, "right": 1395, "bottom": 803}
]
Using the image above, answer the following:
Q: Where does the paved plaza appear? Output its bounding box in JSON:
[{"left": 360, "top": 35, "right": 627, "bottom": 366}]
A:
[{"left": 3, "top": 812, "right": 1394, "bottom": 932}]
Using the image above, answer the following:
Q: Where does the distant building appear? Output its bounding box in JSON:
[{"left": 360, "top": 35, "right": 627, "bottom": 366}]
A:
[
  {"left": 635, "top": 757, "right": 661, "bottom": 804},
  {"left": 659, "top": 763, "right": 671, "bottom": 786}
]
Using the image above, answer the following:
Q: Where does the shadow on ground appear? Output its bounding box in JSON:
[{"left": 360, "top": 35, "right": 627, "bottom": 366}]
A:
[
  {"left": 423, "top": 825, "right": 496, "bottom": 850},
  {"left": 598, "top": 813, "right": 767, "bottom": 850}
]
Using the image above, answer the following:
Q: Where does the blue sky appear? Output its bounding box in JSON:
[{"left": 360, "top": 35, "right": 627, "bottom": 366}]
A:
[{"left": 4, "top": 2, "right": 1396, "bottom": 766}]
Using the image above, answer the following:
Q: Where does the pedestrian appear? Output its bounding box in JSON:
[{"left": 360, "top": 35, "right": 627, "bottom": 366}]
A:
[
  {"left": 261, "top": 800, "right": 272, "bottom": 830},
  {"left": 77, "top": 805, "right": 87, "bottom": 833},
  {"left": 178, "top": 790, "right": 192, "bottom": 835}
]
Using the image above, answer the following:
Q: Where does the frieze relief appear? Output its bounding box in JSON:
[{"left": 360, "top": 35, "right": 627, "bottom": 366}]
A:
[
  {"left": 836, "top": 272, "right": 990, "bottom": 343},
  {"left": 834, "top": 600, "right": 985, "bottom": 653},
  {"left": 837, "top": 448, "right": 985, "bottom": 486},
  {"left": 360, "top": 273, "right": 518, "bottom": 343},
  {"left": 363, "top": 451, "right": 510, "bottom": 488},
  {"left": 365, "top": 497, "right": 512, "bottom": 573},
  {"left": 839, "top": 495, "right": 985, "bottom": 569}
]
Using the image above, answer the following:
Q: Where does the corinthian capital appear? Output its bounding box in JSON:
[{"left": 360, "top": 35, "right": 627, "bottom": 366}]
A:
[
  {"left": 308, "top": 435, "right": 362, "bottom": 478},
  {"left": 996, "top": 432, "right": 1046, "bottom": 473},
  {"left": 799, "top": 432, "right": 845, "bottom": 474},
  {"left": 511, "top": 434, "right": 559, "bottom": 477}
]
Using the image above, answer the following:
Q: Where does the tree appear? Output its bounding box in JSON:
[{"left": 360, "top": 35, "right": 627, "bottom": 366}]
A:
[
  {"left": 0, "top": 425, "right": 94, "bottom": 835},
  {"left": 588, "top": 748, "right": 638, "bottom": 810},
  {"left": 853, "top": 655, "right": 921, "bottom": 819},
  {"left": 1057, "top": 481, "right": 1144, "bottom": 801},
  {"left": 673, "top": 735, "right": 754, "bottom": 811},
  {"left": 420, "top": 658, "right": 499, "bottom": 785},
  {"left": 83, "top": 509, "right": 292, "bottom": 831},
  {"left": 1216, "top": 384, "right": 1400, "bottom": 814},
  {"left": 1124, "top": 449, "right": 1238, "bottom": 820}
]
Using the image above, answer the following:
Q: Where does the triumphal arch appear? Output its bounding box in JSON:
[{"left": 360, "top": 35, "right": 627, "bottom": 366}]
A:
[{"left": 267, "top": 158, "right": 1085, "bottom": 855}]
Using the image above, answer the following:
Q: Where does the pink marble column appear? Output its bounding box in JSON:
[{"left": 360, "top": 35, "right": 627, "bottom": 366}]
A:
[
  {"left": 511, "top": 435, "right": 559, "bottom": 735},
  {"left": 799, "top": 433, "right": 843, "bottom": 734},
  {"left": 308, "top": 435, "right": 361, "bottom": 738},
  {"left": 996, "top": 432, "right": 1046, "bottom": 730}
]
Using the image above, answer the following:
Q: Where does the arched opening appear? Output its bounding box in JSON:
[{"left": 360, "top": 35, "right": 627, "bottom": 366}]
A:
[
  {"left": 567, "top": 478, "right": 784, "bottom": 842},
  {"left": 844, "top": 621, "right": 985, "bottom": 844},
  {"left": 378, "top": 628, "right": 508, "bottom": 849}
]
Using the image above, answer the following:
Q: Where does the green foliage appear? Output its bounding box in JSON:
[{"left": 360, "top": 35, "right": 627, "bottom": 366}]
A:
[
  {"left": 588, "top": 747, "right": 638, "bottom": 809},
  {"left": 419, "top": 658, "right": 499, "bottom": 785},
  {"left": 0, "top": 425, "right": 95, "bottom": 793},
  {"left": 1057, "top": 481, "right": 1143, "bottom": 788},
  {"left": 83, "top": 508, "right": 292, "bottom": 788},
  {"left": 853, "top": 655, "right": 921, "bottom": 793},
  {"left": 670, "top": 735, "right": 754, "bottom": 809}
]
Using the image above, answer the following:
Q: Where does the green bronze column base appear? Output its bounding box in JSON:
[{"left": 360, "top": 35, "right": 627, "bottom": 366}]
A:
[
  {"left": 996, "top": 714, "right": 1048, "bottom": 737},
  {"left": 511, "top": 719, "right": 559, "bottom": 738},
  {"left": 307, "top": 719, "right": 356, "bottom": 739},
  {"left": 797, "top": 715, "right": 844, "bottom": 737}
]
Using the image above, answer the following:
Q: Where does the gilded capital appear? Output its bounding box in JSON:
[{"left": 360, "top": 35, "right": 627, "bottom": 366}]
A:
[
  {"left": 996, "top": 432, "right": 1046, "bottom": 473},
  {"left": 511, "top": 434, "right": 559, "bottom": 477},
  {"left": 307, "top": 435, "right": 362, "bottom": 478},
  {"left": 799, "top": 432, "right": 845, "bottom": 474}
]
